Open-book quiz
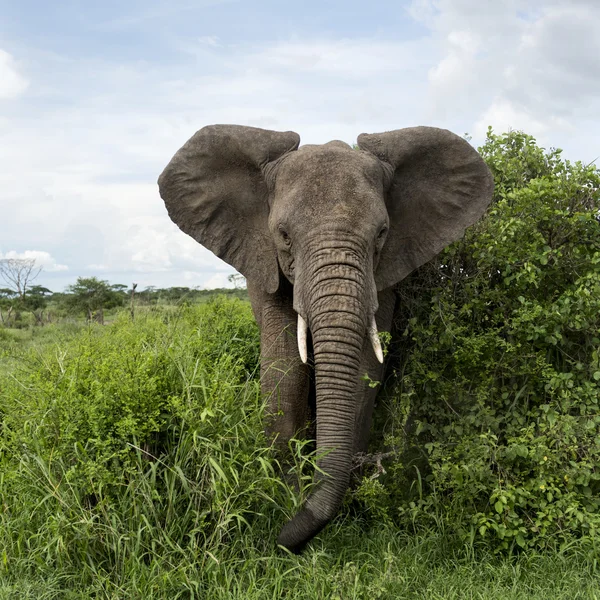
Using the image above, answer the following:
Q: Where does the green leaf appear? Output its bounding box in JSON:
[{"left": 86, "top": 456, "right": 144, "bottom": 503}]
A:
[{"left": 546, "top": 410, "right": 558, "bottom": 427}]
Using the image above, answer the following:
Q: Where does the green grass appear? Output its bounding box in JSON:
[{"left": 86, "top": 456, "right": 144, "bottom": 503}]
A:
[
  {"left": 1, "top": 299, "right": 599, "bottom": 598},
  {"left": 1, "top": 528, "right": 599, "bottom": 599}
]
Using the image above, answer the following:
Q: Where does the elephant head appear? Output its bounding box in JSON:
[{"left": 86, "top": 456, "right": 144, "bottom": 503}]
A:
[{"left": 158, "top": 124, "right": 493, "bottom": 551}]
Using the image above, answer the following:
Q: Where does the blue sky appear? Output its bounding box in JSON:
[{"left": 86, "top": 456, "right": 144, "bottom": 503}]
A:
[{"left": 1, "top": 0, "right": 599, "bottom": 292}]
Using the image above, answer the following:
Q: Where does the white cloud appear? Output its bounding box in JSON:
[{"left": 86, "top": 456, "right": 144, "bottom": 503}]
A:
[
  {"left": 473, "top": 98, "right": 571, "bottom": 140},
  {"left": 0, "top": 250, "right": 68, "bottom": 272},
  {"left": 411, "top": 0, "right": 600, "bottom": 156},
  {"left": 197, "top": 35, "right": 220, "bottom": 47},
  {"left": 0, "top": 49, "right": 28, "bottom": 99},
  {"left": 201, "top": 273, "right": 235, "bottom": 289},
  {"left": 0, "top": 34, "right": 437, "bottom": 291},
  {"left": 249, "top": 38, "right": 428, "bottom": 77}
]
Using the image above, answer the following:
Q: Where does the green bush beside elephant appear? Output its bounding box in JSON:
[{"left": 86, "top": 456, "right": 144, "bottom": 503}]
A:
[{"left": 158, "top": 124, "right": 493, "bottom": 552}]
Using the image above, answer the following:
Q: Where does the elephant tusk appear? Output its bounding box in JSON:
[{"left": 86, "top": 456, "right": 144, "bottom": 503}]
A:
[
  {"left": 297, "top": 314, "right": 308, "bottom": 364},
  {"left": 369, "top": 315, "right": 384, "bottom": 364}
]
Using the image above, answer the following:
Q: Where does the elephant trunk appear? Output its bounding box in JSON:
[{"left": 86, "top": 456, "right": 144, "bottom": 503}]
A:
[{"left": 277, "top": 240, "right": 372, "bottom": 552}]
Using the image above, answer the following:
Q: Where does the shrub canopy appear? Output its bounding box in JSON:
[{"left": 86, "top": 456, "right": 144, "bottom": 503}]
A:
[{"left": 384, "top": 128, "right": 600, "bottom": 550}]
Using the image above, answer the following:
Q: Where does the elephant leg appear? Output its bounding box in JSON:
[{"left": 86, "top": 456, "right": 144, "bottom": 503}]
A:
[
  {"left": 247, "top": 280, "right": 312, "bottom": 446},
  {"left": 353, "top": 288, "right": 397, "bottom": 454}
]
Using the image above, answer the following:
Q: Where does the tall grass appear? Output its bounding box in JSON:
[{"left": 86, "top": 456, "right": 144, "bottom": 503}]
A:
[{"left": 0, "top": 299, "right": 598, "bottom": 598}]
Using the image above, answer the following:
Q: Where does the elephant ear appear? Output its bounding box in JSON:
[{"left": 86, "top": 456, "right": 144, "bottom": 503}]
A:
[
  {"left": 358, "top": 127, "right": 494, "bottom": 290},
  {"left": 158, "top": 125, "right": 300, "bottom": 294}
]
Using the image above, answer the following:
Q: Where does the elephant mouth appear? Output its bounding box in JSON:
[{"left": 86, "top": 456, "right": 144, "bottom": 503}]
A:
[{"left": 296, "top": 312, "right": 383, "bottom": 365}]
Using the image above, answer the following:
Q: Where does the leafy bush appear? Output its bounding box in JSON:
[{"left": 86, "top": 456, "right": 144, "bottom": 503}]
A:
[
  {"left": 0, "top": 298, "right": 313, "bottom": 593},
  {"left": 1, "top": 299, "right": 257, "bottom": 489},
  {"left": 383, "top": 129, "right": 600, "bottom": 551}
]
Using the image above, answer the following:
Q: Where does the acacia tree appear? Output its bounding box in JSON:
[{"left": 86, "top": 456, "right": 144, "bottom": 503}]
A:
[
  {"left": 227, "top": 273, "right": 246, "bottom": 289},
  {"left": 0, "top": 288, "right": 17, "bottom": 325},
  {"left": 65, "top": 277, "right": 125, "bottom": 324},
  {"left": 22, "top": 285, "right": 53, "bottom": 325},
  {"left": 0, "top": 258, "right": 42, "bottom": 326},
  {"left": 0, "top": 258, "right": 41, "bottom": 300}
]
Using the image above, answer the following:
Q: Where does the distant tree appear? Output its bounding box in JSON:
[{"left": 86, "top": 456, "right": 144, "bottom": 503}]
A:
[
  {"left": 0, "top": 258, "right": 44, "bottom": 326},
  {"left": 65, "top": 277, "right": 124, "bottom": 324},
  {"left": 110, "top": 283, "right": 128, "bottom": 294},
  {"left": 0, "top": 287, "right": 17, "bottom": 325},
  {"left": 163, "top": 287, "right": 192, "bottom": 303},
  {"left": 0, "top": 258, "right": 41, "bottom": 300},
  {"left": 228, "top": 273, "right": 246, "bottom": 289},
  {"left": 22, "top": 285, "right": 53, "bottom": 325}
]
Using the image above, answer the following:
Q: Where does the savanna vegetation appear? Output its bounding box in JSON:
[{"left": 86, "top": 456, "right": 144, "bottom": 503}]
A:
[
  {"left": 0, "top": 270, "right": 248, "bottom": 328},
  {"left": 1, "top": 129, "right": 600, "bottom": 598}
]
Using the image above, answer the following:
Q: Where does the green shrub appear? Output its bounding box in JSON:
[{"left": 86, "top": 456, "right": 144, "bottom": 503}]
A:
[
  {"left": 385, "top": 129, "right": 600, "bottom": 551},
  {"left": 0, "top": 298, "right": 313, "bottom": 591}
]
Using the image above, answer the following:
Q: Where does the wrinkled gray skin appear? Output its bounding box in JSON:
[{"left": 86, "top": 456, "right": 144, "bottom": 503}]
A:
[{"left": 158, "top": 125, "right": 493, "bottom": 552}]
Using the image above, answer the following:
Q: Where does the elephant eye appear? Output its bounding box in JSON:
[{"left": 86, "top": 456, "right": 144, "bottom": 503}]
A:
[
  {"left": 278, "top": 225, "right": 291, "bottom": 246},
  {"left": 377, "top": 227, "right": 388, "bottom": 240}
]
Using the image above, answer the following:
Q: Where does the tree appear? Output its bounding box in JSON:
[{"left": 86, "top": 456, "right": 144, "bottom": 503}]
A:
[
  {"left": 0, "top": 288, "right": 17, "bottom": 325},
  {"left": 389, "top": 128, "right": 600, "bottom": 551},
  {"left": 65, "top": 277, "right": 124, "bottom": 324},
  {"left": 227, "top": 273, "right": 246, "bottom": 289},
  {"left": 0, "top": 258, "right": 43, "bottom": 326},
  {"left": 0, "top": 258, "right": 41, "bottom": 300},
  {"left": 22, "top": 285, "right": 53, "bottom": 325}
]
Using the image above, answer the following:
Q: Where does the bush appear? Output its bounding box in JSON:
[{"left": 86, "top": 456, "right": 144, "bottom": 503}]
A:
[
  {"left": 0, "top": 298, "right": 314, "bottom": 592},
  {"left": 384, "top": 129, "right": 600, "bottom": 551}
]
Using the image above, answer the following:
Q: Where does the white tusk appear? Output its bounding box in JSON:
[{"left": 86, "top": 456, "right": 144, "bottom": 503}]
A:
[
  {"left": 297, "top": 314, "right": 308, "bottom": 364},
  {"left": 369, "top": 315, "right": 384, "bottom": 364}
]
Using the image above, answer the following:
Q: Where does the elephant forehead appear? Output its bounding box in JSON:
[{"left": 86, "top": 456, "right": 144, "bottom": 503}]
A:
[
  {"left": 277, "top": 145, "right": 383, "bottom": 196},
  {"left": 271, "top": 146, "right": 387, "bottom": 228}
]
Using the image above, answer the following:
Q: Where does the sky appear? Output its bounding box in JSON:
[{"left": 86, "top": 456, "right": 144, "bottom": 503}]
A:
[{"left": 1, "top": 0, "right": 599, "bottom": 292}]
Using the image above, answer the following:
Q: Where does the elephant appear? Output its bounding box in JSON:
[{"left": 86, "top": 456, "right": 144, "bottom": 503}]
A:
[{"left": 157, "top": 124, "right": 494, "bottom": 552}]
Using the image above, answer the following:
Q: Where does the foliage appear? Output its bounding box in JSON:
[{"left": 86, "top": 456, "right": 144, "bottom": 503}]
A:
[
  {"left": 63, "top": 276, "right": 126, "bottom": 322},
  {"left": 1, "top": 298, "right": 598, "bottom": 598},
  {"left": 0, "top": 273, "right": 249, "bottom": 328},
  {"left": 135, "top": 284, "right": 249, "bottom": 305},
  {"left": 383, "top": 128, "right": 600, "bottom": 552}
]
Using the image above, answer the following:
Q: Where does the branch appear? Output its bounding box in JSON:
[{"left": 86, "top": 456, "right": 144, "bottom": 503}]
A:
[{"left": 352, "top": 450, "right": 398, "bottom": 479}]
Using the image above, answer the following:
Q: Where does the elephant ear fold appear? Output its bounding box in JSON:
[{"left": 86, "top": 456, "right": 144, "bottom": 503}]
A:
[
  {"left": 358, "top": 127, "right": 494, "bottom": 290},
  {"left": 158, "top": 125, "right": 300, "bottom": 294}
]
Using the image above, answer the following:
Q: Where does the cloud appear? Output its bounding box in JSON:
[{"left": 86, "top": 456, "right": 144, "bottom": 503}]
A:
[
  {"left": 0, "top": 49, "right": 28, "bottom": 99},
  {"left": 473, "top": 98, "right": 571, "bottom": 140},
  {"left": 412, "top": 0, "right": 600, "bottom": 155},
  {"left": 200, "top": 272, "right": 235, "bottom": 289},
  {"left": 0, "top": 250, "right": 68, "bottom": 272},
  {"left": 197, "top": 36, "right": 220, "bottom": 47}
]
